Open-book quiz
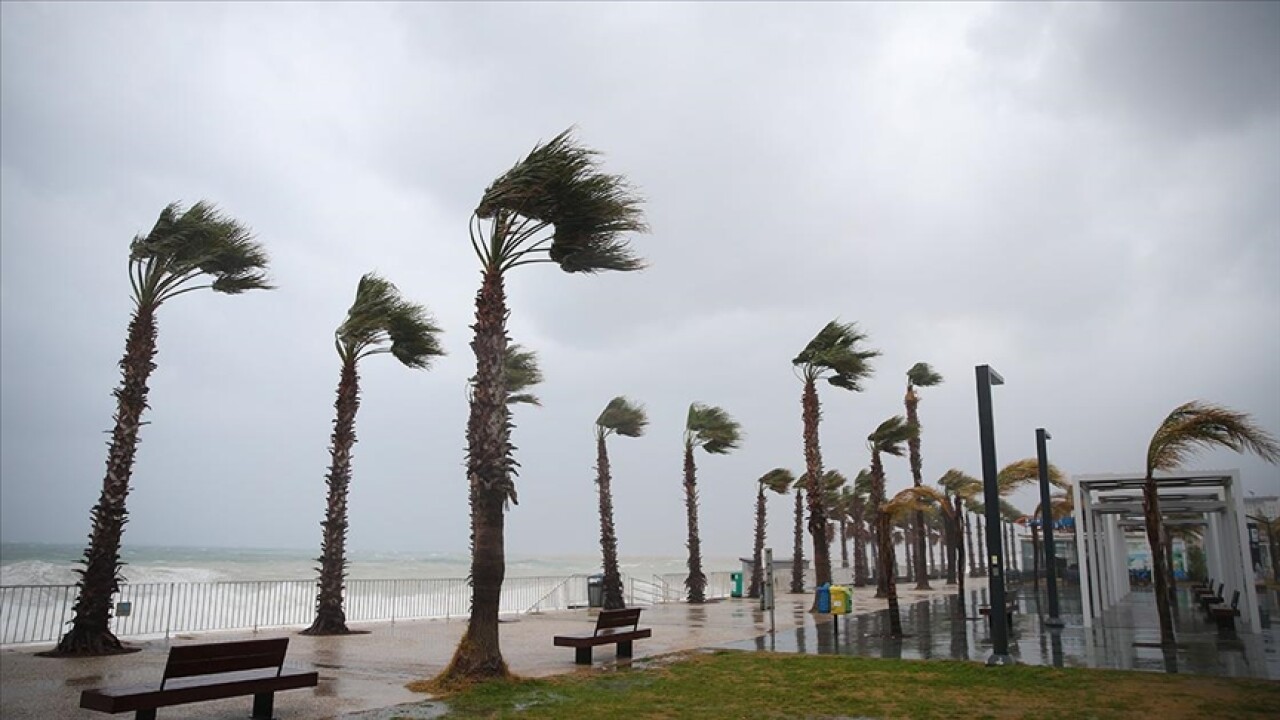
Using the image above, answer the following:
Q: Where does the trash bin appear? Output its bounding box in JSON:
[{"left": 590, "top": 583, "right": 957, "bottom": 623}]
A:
[
  {"left": 815, "top": 583, "right": 831, "bottom": 613},
  {"left": 730, "top": 571, "right": 744, "bottom": 598},
  {"left": 587, "top": 573, "right": 605, "bottom": 608},
  {"left": 830, "top": 585, "right": 851, "bottom": 615}
]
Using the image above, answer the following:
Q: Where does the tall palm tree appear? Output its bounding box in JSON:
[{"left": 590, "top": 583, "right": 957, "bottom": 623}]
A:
[
  {"left": 1143, "top": 401, "right": 1279, "bottom": 646},
  {"left": 879, "top": 488, "right": 929, "bottom": 636},
  {"left": 815, "top": 470, "right": 850, "bottom": 571},
  {"left": 937, "top": 469, "right": 981, "bottom": 588},
  {"left": 440, "top": 130, "right": 647, "bottom": 684},
  {"left": 903, "top": 482, "right": 972, "bottom": 614},
  {"left": 683, "top": 403, "right": 742, "bottom": 603},
  {"left": 850, "top": 470, "right": 873, "bottom": 587},
  {"left": 792, "top": 321, "right": 879, "bottom": 590},
  {"left": 904, "top": 363, "right": 943, "bottom": 590},
  {"left": 303, "top": 274, "right": 444, "bottom": 636},
  {"left": 594, "top": 397, "right": 648, "bottom": 610},
  {"left": 790, "top": 484, "right": 806, "bottom": 593},
  {"left": 749, "top": 468, "right": 794, "bottom": 599},
  {"left": 832, "top": 484, "right": 854, "bottom": 570},
  {"left": 50, "top": 202, "right": 271, "bottom": 657},
  {"left": 867, "top": 416, "right": 917, "bottom": 599}
]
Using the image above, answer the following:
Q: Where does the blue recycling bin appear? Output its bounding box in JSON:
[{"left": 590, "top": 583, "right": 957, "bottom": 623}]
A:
[{"left": 815, "top": 583, "right": 831, "bottom": 613}]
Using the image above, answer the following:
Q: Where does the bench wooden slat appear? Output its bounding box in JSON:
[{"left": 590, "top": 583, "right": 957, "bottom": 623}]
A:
[
  {"left": 593, "top": 608, "right": 642, "bottom": 632},
  {"left": 164, "top": 638, "right": 288, "bottom": 683},
  {"left": 81, "top": 669, "right": 318, "bottom": 713}
]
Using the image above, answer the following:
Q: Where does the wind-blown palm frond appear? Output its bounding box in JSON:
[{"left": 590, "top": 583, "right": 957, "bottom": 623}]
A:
[
  {"left": 759, "top": 468, "right": 794, "bottom": 494},
  {"left": 999, "top": 499, "right": 1024, "bottom": 523},
  {"left": 474, "top": 129, "right": 648, "bottom": 274},
  {"left": 792, "top": 320, "right": 880, "bottom": 389},
  {"left": 906, "top": 362, "right": 943, "bottom": 388},
  {"left": 938, "top": 469, "right": 982, "bottom": 500},
  {"left": 503, "top": 344, "right": 544, "bottom": 406},
  {"left": 596, "top": 396, "right": 647, "bottom": 437},
  {"left": 996, "top": 458, "right": 1067, "bottom": 495},
  {"left": 1034, "top": 492, "right": 1075, "bottom": 522},
  {"left": 129, "top": 201, "right": 272, "bottom": 305},
  {"left": 685, "top": 403, "right": 742, "bottom": 454},
  {"left": 868, "top": 416, "right": 917, "bottom": 456},
  {"left": 853, "top": 469, "right": 874, "bottom": 497},
  {"left": 883, "top": 488, "right": 931, "bottom": 522},
  {"left": 1147, "top": 401, "right": 1280, "bottom": 475},
  {"left": 820, "top": 470, "right": 849, "bottom": 506},
  {"left": 337, "top": 273, "right": 445, "bottom": 368}
]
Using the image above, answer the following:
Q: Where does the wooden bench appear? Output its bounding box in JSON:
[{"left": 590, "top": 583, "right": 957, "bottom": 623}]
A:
[
  {"left": 977, "top": 601, "right": 1017, "bottom": 626},
  {"left": 80, "top": 637, "right": 318, "bottom": 719},
  {"left": 1207, "top": 590, "right": 1241, "bottom": 630},
  {"left": 1197, "top": 582, "right": 1225, "bottom": 612},
  {"left": 553, "top": 607, "right": 652, "bottom": 665}
]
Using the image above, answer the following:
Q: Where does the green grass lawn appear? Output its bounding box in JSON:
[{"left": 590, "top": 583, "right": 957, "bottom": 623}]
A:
[{"left": 420, "top": 650, "right": 1280, "bottom": 719}]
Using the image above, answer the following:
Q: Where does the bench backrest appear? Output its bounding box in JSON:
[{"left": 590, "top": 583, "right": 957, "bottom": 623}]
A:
[
  {"left": 1229, "top": 590, "right": 1240, "bottom": 610},
  {"left": 594, "top": 608, "right": 642, "bottom": 635},
  {"left": 162, "top": 638, "right": 288, "bottom": 689}
]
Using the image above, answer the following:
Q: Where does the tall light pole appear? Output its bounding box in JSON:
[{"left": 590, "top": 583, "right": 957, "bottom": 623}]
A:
[
  {"left": 976, "top": 364, "right": 1012, "bottom": 666},
  {"left": 1037, "top": 428, "right": 1064, "bottom": 627}
]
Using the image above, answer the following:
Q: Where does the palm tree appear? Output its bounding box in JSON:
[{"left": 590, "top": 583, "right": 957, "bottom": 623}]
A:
[
  {"left": 501, "top": 344, "right": 544, "bottom": 407},
  {"left": 1142, "top": 401, "right": 1280, "bottom": 646},
  {"left": 683, "top": 403, "right": 742, "bottom": 603},
  {"left": 867, "top": 416, "right": 917, "bottom": 599},
  {"left": 850, "top": 470, "right": 873, "bottom": 587},
  {"left": 792, "top": 321, "right": 879, "bottom": 590},
  {"left": 440, "top": 130, "right": 647, "bottom": 684},
  {"left": 999, "top": 500, "right": 1025, "bottom": 573},
  {"left": 790, "top": 484, "right": 806, "bottom": 593},
  {"left": 937, "top": 469, "right": 981, "bottom": 587},
  {"left": 994, "top": 458, "right": 1066, "bottom": 575},
  {"left": 904, "top": 363, "right": 943, "bottom": 590},
  {"left": 50, "top": 202, "right": 271, "bottom": 657},
  {"left": 302, "top": 274, "right": 444, "bottom": 636},
  {"left": 879, "top": 488, "right": 929, "bottom": 636},
  {"left": 749, "top": 469, "right": 794, "bottom": 599},
  {"left": 1031, "top": 489, "right": 1074, "bottom": 588},
  {"left": 832, "top": 484, "right": 855, "bottom": 570},
  {"left": 594, "top": 397, "right": 648, "bottom": 610}
]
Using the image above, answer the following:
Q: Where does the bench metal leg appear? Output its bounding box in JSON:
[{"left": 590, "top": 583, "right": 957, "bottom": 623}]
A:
[
  {"left": 135, "top": 710, "right": 157, "bottom": 720},
  {"left": 574, "top": 647, "right": 592, "bottom": 665},
  {"left": 252, "top": 691, "right": 275, "bottom": 719},
  {"left": 617, "top": 640, "right": 633, "bottom": 658}
]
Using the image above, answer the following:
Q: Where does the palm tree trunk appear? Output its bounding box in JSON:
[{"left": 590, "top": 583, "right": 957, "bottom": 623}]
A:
[
  {"left": 871, "top": 450, "right": 889, "bottom": 599},
  {"left": 442, "top": 267, "right": 512, "bottom": 683},
  {"left": 52, "top": 305, "right": 159, "bottom": 656},
  {"left": 905, "top": 386, "right": 931, "bottom": 589},
  {"left": 927, "top": 529, "right": 936, "bottom": 580},
  {"left": 800, "top": 379, "right": 832, "bottom": 588},
  {"left": 840, "top": 518, "right": 850, "bottom": 569},
  {"left": 975, "top": 515, "right": 986, "bottom": 578},
  {"left": 879, "top": 511, "right": 903, "bottom": 636},
  {"left": 965, "top": 511, "right": 976, "bottom": 577},
  {"left": 791, "top": 489, "right": 806, "bottom": 593},
  {"left": 1164, "top": 533, "right": 1178, "bottom": 594},
  {"left": 596, "top": 432, "right": 625, "bottom": 610},
  {"left": 853, "top": 502, "right": 868, "bottom": 587},
  {"left": 1142, "top": 477, "right": 1176, "bottom": 646},
  {"left": 684, "top": 442, "right": 706, "bottom": 603},
  {"left": 954, "top": 497, "right": 967, "bottom": 614},
  {"left": 303, "top": 357, "right": 361, "bottom": 635},
  {"left": 750, "top": 485, "right": 766, "bottom": 599}
]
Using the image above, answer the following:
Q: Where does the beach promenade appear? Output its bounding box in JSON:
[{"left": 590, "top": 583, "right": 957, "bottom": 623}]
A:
[{"left": 0, "top": 580, "right": 976, "bottom": 719}]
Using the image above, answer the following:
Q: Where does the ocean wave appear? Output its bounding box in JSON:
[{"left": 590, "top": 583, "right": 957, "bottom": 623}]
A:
[{"left": 0, "top": 560, "right": 223, "bottom": 586}]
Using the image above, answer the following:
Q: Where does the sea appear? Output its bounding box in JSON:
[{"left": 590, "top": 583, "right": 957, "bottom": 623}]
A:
[{"left": 0, "top": 543, "right": 738, "bottom": 587}]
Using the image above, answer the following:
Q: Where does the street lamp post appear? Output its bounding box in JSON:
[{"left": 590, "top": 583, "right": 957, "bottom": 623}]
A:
[
  {"left": 976, "top": 364, "right": 1013, "bottom": 666},
  {"left": 1037, "top": 428, "right": 1064, "bottom": 628}
]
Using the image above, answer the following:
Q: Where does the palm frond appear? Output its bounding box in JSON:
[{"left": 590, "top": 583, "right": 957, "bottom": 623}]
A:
[
  {"left": 759, "top": 468, "right": 794, "bottom": 495},
  {"left": 998, "top": 499, "right": 1024, "bottom": 523},
  {"left": 852, "top": 468, "right": 874, "bottom": 497},
  {"left": 477, "top": 129, "right": 648, "bottom": 273},
  {"left": 868, "top": 416, "right": 917, "bottom": 456},
  {"left": 130, "top": 201, "right": 272, "bottom": 304},
  {"left": 1147, "top": 401, "right": 1280, "bottom": 475},
  {"left": 937, "top": 469, "right": 982, "bottom": 499},
  {"left": 906, "top": 362, "right": 943, "bottom": 388},
  {"left": 882, "top": 488, "right": 931, "bottom": 521},
  {"left": 338, "top": 273, "right": 444, "bottom": 369},
  {"left": 503, "top": 344, "right": 544, "bottom": 406},
  {"left": 685, "top": 403, "right": 742, "bottom": 455},
  {"left": 597, "top": 396, "right": 648, "bottom": 437},
  {"left": 996, "top": 458, "right": 1066, "bottom": 495},
  {"left": 792, "top": 320, "right": 880, "bottom": 390}
]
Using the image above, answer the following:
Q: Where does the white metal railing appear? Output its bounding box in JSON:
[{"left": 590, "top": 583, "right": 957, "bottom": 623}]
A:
[{"left": 655, "top": 571, "right": 737, "bottom": 602}]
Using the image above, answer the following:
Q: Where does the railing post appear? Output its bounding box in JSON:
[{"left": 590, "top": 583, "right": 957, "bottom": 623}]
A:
[{"left": 164, "top": 583, "right": 174, "bottom": 640}]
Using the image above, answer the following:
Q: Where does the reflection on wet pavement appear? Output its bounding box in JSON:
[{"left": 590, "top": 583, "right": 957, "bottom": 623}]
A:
[{"left": 718, "top": 585, "right": 1280, "bottom": 680}]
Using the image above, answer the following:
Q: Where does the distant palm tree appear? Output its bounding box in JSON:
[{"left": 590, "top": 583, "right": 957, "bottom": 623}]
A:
[
  {"left": 999, "top": 500, "right": 1025, "bottom": 573},
  {"left": 937, "top": 469, "right": 981, "bottom": 587},
  {"left": 51, "top": 202, "right": 271, "bottom": 657},
  {"left": 867, "top": 416, "right": 917, "bottom": 599},
  {"left": 790, "top": 484, "right": 806, "bottom": 593},
  {"left": 440, "top": 129, "right": 647, "bottom": 684},
  {"left": 1142, "top": 402, "right": 1279, "bottom": 646},
  {"left": 905, "top": 478, "right": 977, "bottom": 615},
  {"left": 303, "top": 274, "right": 444, "bottom": 636},
  {"left": 904, "top": 363, "right": 943, "bottom": 590},
  {"left": 879, "top": 488, "right": 927, "bottom": 636},
  {"left": 850, "top": 470, "right": 873, "bottom": 587},
  {"left": 683, "top": 403, "right": 742, "bottom": 603},
  {"left": 749, "top": 468, "right": 794, "bottom": 599},
  {"left": 594, "top": 397, "right": 648, "bottom": 610},
  {"left": 792, "top": 321, "right": 879, "bottom": 590},
  {"left": 815, "top": 470, "right": 850, "bottom": 571},
  {"left": 994, "top": 458, "right": 1065, "bottom": 574},
  {"left": 832, "top": 484, "right": 854, "bottom": 570},
  {"left": 1031, "top": 489, "right": 1074, "bottom": 589}
]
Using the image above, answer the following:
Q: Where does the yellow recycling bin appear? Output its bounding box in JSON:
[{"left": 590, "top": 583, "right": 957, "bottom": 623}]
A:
[{"left": 829, "top": 585, "right": 852, "bottom": 615}]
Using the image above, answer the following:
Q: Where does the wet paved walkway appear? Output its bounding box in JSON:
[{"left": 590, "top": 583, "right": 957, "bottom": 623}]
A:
[{"left": 719, "top": 583, "right": 1280, "bottom": 680}]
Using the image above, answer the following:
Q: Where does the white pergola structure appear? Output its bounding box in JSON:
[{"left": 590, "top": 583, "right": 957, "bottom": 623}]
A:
[{"left": 1073, "top": 469, "right": 1261, "bottom": 632}]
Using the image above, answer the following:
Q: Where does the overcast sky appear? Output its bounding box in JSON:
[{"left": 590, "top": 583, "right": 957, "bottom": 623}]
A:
[{"left": 2, "top": 3, "right": 1277, "bottom": 560}]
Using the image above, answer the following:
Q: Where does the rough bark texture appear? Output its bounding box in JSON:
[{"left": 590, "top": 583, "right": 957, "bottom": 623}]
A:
[
  {"left": 800, "top": 379, "right": 832, "bottom": 588},
  {"left": 878, "top": 509, "right": 903, "bottom": 636},
  {"left": 52, "top": 306, "right": 159, "bottom": 656},
  {"left": 870, "top": 450, "right": 889, "bottom": 599},
  {"left": 1142, "top": 477, "right": 1175, "bottom": 645},
  {"left": 791, "top": 489, "right": 806, "bottom": 593},
  {"left": 683, "top": 443, "right": 706, "bottom": 603},
  {"left": 596, "top": 433, "right": 625, "bottom": 610},
  {"left": 749, "top": 485, "right": 766, "bottom": 599},
  {"left": 303, "top": 358, "right": 361, "bottom": 635},
  {"left": 905, "top": 386, "right": 931, "bottom": 590},
  {"left": 852, "top": 500, "right": 868, "bottom": 587},
  {"left": 441, "top": 268, "right": 512, "bottom": 683}
]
